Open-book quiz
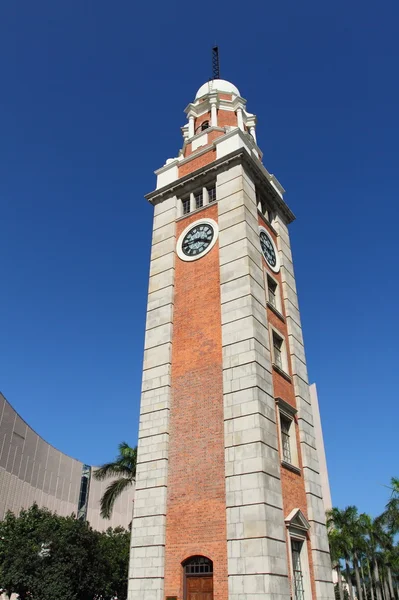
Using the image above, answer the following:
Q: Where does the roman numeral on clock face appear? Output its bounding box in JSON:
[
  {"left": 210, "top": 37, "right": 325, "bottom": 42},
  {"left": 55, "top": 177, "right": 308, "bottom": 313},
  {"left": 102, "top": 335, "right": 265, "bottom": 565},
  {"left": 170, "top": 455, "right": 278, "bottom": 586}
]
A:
[{"left": 181, "top": 223, "right": 214, "bottom": 258}]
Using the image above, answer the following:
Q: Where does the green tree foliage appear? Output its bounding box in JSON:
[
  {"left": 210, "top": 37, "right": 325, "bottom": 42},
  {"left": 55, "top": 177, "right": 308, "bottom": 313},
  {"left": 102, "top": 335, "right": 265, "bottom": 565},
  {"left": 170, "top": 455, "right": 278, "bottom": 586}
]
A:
[
  {"left": 383, "top": 477, "right": 399, "bottom": 534},
  {"left": 93, "top": 442, "right": 137, "bottom": 519},
  {"left": 0, "top": 505, "right": 130, "bottom": 600}
]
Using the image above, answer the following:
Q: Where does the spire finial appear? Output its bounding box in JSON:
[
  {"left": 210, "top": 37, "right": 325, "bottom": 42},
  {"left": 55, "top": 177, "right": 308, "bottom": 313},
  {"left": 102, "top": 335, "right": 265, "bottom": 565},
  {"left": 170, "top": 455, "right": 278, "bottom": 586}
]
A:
[{"left": 212, "top": 46, "right": 220, "bottom": 80}]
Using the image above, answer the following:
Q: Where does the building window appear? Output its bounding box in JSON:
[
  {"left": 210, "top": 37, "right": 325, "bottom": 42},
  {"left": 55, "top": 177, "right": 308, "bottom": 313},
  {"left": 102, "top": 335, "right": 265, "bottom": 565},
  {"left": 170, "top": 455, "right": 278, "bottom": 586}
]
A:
[
  {"left": 276, "top": 398, "right": 299, "bottom": 470},
  {"left": 77, "top": 464, "right": 91, "bottom": 521},
  {"left": 195, "top": 120, "right": 210, "bottom": 135},
  {"left": 182, "top": 197, "right": 190, "bottom": 215},
  {"left": 273, "top": 331, "right": 283, "bottom": 370},
  {"left": 195, "top": 190, "right": 203, "bottom": 209},
  {"left": 265, "top": 207, "right": 274, "bottom": 224},
  {"left": 256, "top": 189, "right": 274, "bottom": 224},
  {"left": 207, "top": 185, "right": 216, "bottom": 203},
  {"left": 280, "top": 415, "right": 292, "bottom": 464},
  {"left": 270, "top": 328, "right": 289, "bottom": 377},
  {"left": 292, "top": 540, "right": 306, "bottom": 600},
  {"left": 285, "top": 509, "right": 312, "bottom": 600},
  {"left": 267, "top": 276, "right": 277, "bottom": 308},
  {"left": 184, "top": 556, "right": 213, "bottom": 575},
  {"left": 265, "top": 272, "right": 283, "bottom": 317}
]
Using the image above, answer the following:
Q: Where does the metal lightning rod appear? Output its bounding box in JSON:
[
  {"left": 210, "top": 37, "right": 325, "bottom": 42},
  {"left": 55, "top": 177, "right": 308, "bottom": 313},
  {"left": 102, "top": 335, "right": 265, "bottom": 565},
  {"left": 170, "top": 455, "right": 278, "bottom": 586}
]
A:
[{"left": 212, "top": 46, "right": 220, "bottom": 80}]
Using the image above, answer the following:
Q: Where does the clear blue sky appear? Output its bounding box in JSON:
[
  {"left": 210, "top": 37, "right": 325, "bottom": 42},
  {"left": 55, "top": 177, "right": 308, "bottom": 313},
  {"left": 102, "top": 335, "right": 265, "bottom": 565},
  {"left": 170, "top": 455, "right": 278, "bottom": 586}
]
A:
[{"left": 0, "top": 1, "right": 398, "bottom": 519}]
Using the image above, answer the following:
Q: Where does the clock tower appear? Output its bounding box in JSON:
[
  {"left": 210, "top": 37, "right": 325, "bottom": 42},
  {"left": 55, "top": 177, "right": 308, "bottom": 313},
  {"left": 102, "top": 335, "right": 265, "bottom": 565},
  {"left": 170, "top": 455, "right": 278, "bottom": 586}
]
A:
[{"left": 129, "top": 77, "right": 334, "bottom": 600}]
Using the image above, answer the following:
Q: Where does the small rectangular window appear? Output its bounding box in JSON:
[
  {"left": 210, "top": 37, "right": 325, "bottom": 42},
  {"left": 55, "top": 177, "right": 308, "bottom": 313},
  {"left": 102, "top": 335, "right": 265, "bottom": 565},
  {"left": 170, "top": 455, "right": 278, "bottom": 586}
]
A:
[
  {"left": 273, "top": 332, "right": 283, "bottom": 370},
  {"left": 256, "top": 189, "right": 273, "bottom": 223},
  {"left": 265, "top": 207, "right": 274, "bottom": 224},
  {"left": 267, "top": 276, "right": 277, "bottom": 309},
  {"left": 207, "top": 185, "right": 216, "bottom": 203},
  {"left": 291, "top": 540, "right": 306, "bottom": 600},
  {"left": 182, "top": 198, "right": 190, "bottom": 215},
  {"left": 195, "top": 190, "right": 203, "bottom": 209},
  {"left": 280, "top": 415, "right": 292, "bottom": 464},
  {"left": 276, "top": 398, "right": 299, "bottom": 470}
]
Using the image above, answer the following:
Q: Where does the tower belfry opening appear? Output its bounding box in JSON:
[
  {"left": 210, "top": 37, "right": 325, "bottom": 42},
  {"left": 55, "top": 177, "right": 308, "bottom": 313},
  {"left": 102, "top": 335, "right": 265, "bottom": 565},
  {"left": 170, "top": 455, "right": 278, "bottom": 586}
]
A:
[{"left": 128, "top": 71, "right": 335, "bottom": 600}]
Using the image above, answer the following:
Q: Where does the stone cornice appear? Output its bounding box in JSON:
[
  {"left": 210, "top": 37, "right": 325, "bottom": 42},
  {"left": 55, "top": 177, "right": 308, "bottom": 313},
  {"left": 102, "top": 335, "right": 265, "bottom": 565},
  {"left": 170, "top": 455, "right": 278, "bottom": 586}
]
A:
[
  {"left": 275, "top": 397, "right": 297, "bottom": 416},
  {"left": 145, "top": 148, "right": 295, "bottom": 224}
]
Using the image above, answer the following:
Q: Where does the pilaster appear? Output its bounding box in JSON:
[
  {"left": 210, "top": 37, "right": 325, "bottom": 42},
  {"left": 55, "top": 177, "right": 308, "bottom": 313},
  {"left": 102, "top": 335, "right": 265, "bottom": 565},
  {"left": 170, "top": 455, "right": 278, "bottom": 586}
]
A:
[
  {"left": 128, "top": 195, "right": 177, "bottom": 600},
  {"left": 217, "top": 165, "right": 291, "bottom": 600}
]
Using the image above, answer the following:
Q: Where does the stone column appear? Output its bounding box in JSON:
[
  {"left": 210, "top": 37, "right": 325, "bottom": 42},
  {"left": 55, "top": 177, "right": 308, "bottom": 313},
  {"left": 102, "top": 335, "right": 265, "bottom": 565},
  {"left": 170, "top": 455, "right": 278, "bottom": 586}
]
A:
[
  {"left": 188, "top": 115, "right": 195, "bottom": 138},
  {"left": 236, "top": 107, "right": 244, "bottom": 131},
  {"left": 210, "top": 98, "right": 218, "bottom": 127},
  {"left": 274, "top": 214, "right": 335, "bottom": 600},
  {"left": 128, "top": 195, "right": 177, "bottom": 600},
  {"left": 217, "top": 164, "right": 291, "bottom": 600}
]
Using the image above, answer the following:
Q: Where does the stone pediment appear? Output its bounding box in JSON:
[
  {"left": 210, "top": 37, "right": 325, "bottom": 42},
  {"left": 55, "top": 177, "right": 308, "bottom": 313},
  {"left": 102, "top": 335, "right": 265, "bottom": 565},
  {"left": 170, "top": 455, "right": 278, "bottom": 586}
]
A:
[{"left": 285, "top": 508, "right": 310, "bottom": 531}]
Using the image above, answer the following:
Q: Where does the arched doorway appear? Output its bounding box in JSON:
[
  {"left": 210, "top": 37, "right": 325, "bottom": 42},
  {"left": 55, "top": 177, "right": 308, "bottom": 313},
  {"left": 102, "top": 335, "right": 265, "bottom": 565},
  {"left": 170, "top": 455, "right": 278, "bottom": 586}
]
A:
[{"left": 183, "top": 556, "right": 213, "bottom": 600}]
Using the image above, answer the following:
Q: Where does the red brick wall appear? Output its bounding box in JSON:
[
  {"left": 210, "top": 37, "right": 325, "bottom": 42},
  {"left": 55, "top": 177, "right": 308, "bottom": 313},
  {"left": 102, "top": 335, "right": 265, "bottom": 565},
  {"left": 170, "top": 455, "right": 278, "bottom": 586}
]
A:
[
  {"left": 217, "top": 109, "right": 237, "bottom": 128},
  {"left": 179, "top": 149, "right": 216, "bottom": 178},
  {"left": 164, "top": 204, "right": 228, "bottom": 600},
  {"left": 258, "top": 213, "right": 317, "bottom": 599}
]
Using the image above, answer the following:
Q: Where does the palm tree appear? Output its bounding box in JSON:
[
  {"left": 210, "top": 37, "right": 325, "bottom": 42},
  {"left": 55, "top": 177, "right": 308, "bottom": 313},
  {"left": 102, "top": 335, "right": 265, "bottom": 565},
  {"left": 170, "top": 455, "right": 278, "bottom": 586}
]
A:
[
  {"left": 383, "top": 478, "right": 399, "bottom": 535},
  {"left": 327, "top": 507, "right": 357, "bottom": 600},
  {"left": 378, "top": 533, "right": 397, "bottom": 600},
  {"left": 94, "top": 442, "right": 137, "bottom": 519},
  {"left": 361, "top": 514, "right": 385, "bottom": 600},
  {"left": 328, "top": 527, "right": 346, "bottom": 600}
]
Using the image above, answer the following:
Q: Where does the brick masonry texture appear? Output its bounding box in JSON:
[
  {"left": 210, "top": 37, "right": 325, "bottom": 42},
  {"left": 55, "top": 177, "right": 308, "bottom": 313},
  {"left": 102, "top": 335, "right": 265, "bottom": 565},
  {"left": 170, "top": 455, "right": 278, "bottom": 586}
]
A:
[
  {"left": 217, "top": 110, "right": 238, "bottom": 128},
  {"left": 178, "top": 149, "right": 217, "bottom": 178},
  {"left": 164, "top": 203, "right": 229, "bottom": 600}
]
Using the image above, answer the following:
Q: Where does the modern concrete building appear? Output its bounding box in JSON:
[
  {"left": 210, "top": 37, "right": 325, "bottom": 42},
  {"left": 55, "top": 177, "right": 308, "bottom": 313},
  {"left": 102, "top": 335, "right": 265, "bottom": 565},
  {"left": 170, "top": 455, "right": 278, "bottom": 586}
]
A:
[
  {"left": 0, "top": 392, "right": 134, "bottom": 531},
  {"left": 128, "top": 77, "right": 334, "bottom": 600}
]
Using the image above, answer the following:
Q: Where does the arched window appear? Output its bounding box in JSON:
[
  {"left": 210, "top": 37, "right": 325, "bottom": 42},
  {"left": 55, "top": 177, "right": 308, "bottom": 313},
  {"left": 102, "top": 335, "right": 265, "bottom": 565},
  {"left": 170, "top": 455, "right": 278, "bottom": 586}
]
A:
[
  {"left": 183, "top": 555, "right": 213, "bottom": 575},
  {"left": 195, "top": 120, "right": 210, "bottom": 135}
]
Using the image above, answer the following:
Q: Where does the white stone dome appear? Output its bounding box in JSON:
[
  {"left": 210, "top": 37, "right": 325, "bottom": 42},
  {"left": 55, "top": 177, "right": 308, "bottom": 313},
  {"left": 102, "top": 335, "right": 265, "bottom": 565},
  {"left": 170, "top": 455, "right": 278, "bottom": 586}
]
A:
[{"left": 195, "top": 79, "right": 240, "bottom": 99}]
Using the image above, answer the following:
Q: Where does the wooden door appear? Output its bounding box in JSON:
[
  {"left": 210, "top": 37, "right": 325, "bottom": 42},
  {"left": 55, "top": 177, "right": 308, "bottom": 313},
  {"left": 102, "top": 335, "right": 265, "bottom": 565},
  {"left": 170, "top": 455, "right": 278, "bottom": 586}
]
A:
[{"left": 186, "top": 576, "right": 213, "bottom": 600}]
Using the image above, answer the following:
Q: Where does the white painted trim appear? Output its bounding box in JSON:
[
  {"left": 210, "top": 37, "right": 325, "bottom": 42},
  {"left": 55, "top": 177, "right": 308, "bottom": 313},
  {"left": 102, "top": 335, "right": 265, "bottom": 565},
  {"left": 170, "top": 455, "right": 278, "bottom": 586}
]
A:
[
  {"left": 259, "top": 226, "right": 280, "bottom": 273},
  {"left": 176, "top": 218, "right": 219, "bottom": 262}
]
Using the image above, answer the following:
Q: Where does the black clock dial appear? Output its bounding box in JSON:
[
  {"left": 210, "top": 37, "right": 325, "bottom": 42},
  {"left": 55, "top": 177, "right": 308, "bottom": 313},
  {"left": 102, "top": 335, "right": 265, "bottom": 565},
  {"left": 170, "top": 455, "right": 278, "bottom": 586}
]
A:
[
  {"left": 182, "top": 223, "right": 214, "bottom": 257},
  {"left": 260, "top": 231, "right": 277, "bottom": 267}
]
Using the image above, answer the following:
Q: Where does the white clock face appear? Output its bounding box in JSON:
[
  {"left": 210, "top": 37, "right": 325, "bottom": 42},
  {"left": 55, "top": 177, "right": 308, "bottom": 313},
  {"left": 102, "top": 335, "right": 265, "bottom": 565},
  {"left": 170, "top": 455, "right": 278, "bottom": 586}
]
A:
[
  {"left": 176, "top": 218, "right": 219, "bottom": 262},
  {"left": 259, "top": 226, "right": 280, "bottom": 273}
]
